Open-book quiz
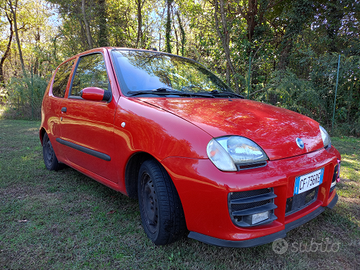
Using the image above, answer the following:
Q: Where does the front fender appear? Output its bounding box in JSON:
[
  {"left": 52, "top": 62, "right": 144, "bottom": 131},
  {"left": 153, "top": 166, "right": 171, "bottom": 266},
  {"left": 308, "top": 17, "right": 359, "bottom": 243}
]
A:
[{"left": 114, "top": 97, "right": 212, "bottom": 160}]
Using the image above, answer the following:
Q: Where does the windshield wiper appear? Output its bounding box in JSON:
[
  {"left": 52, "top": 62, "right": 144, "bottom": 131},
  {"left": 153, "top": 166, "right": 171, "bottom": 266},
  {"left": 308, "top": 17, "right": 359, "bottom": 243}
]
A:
[
  {"left": 127, "top": 87, "right": 214, "bottom": 98},
  {"left": 128, "top": 87, "right": 178, "bottom": 96},
  {"left": 128, "top": 88, "right": 243, "bottom": 99}
]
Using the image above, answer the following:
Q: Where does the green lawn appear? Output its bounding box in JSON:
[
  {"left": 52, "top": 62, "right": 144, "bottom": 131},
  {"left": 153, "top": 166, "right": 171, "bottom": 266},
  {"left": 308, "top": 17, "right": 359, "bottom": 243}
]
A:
[{"left": 0, "top": 120, "right": 359, "bottom": 269}]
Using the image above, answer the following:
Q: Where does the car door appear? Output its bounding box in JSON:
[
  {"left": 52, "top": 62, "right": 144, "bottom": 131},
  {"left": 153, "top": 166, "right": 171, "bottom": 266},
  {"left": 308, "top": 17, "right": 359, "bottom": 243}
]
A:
[
  {"left": 58, "top": 52, "right": 118, "bottom": 183},
  {"left": 44, "top": 58, "right": 75, "bottom": 160}
]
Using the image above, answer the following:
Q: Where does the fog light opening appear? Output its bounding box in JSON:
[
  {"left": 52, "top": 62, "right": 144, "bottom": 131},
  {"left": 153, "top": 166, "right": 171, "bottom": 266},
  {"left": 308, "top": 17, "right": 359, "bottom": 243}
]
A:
[
  {"left": 251, "top": 211, "right": 269, "bottom": 225},
  {"left": 336, "top": 160, "right": 341, "bottom": 183},
  {"left": 330, "top": 181, "right": 337, "bottom": 189}
]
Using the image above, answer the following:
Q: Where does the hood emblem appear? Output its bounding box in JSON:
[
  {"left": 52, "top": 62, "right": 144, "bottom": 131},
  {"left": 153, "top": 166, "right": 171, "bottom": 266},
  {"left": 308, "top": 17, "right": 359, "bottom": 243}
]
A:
[{"left": 296, "top": 138, "right": 304, "bottom": 149}]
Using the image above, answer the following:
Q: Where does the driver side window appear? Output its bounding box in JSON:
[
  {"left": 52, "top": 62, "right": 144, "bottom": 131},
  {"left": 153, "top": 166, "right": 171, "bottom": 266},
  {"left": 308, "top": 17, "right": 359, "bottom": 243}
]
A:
[{"left": 70, "top": 53, "right": 110, "bottom": 97}]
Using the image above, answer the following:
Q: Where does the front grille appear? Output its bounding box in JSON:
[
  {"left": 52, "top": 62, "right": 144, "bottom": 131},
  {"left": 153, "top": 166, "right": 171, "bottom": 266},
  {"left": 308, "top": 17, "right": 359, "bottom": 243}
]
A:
[
  {"left": 285, "top": 186, "right": 318, "bottom": 216},
  {"left": 330, "top": 163, "right": 339, "bottom": 194},
  {"left": 236, "top": 161, "right": 267, "bottom": 171},
  {"left": 228, "top": 188, "right": 277, "bottom": 227}
]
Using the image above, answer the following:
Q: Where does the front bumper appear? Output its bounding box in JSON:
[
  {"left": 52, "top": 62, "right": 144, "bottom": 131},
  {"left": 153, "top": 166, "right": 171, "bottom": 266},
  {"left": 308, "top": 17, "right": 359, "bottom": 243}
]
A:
[
  {"left": 188, "top": 193, "right": 338, "bottom": 247},
  {"left": 161, "top": 146, "right": 340, "bottom": 247}
]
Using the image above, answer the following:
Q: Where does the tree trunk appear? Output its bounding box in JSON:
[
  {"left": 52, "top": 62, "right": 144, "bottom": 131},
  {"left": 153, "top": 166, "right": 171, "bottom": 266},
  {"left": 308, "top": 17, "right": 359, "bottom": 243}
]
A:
[
  {"left": 8, "top": 0, "right": 26, "bottom": 77},
  {"left": 214, "top": 0, "right": 239, "bottom": 92},
  {"left": 97, "top": 0, "right": 108, "bottom": 47},
  {"left": 246, "top": 0, "right": 257, "bottom": 41},
  {"left": 82, "top": 0, "right": 93, "bottom": 49},
  {"left": 159, "top": 32, "right": 162, "bottom": 51},
  {"left": 236, "top": 0, "right": 285, "bottom": 42},
  {"left": 176, "top": 11, "right": 185, "bottom": 56},
  {"left": 136, "top": 0, "right": 145, "bottom": 48},
  {"left": 0, "top": 12, "right": 13, "bottom": 86},
  {"left": 165, "top": 0, "right": 173, "bottom": 53},
  {"left": 78, "top": 18, "right": 89, "bottom": 50},
  {"left": 33, "top": 28, "right": 40, "bottom": 76},
  {"left": 173, "top": 16, "right": 179, "bottom": 55}
]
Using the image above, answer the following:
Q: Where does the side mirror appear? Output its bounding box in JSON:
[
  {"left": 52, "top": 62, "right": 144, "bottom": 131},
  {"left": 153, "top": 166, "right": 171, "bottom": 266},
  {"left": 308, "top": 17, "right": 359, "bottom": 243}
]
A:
[{"left": 80, "top": 87, "right": 112, "bottom": 102}]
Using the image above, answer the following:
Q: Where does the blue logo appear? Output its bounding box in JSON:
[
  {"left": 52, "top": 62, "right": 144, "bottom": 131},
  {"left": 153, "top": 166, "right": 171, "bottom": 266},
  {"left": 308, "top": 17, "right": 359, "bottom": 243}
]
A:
[{"left": 296, "top": 138, "right": 304, "bottom": 149}]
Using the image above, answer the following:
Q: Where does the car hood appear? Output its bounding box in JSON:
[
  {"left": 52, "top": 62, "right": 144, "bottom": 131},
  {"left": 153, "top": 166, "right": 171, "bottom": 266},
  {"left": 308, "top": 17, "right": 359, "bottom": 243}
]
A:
[{"left": 139, "top": 98, "right": 324, "bottom": 160}]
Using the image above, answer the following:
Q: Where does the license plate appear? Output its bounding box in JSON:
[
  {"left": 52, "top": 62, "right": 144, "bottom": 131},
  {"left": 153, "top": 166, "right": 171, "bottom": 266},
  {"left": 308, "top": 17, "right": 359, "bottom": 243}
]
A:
[{"left": 294, "top": 168, "right": 324, "bottom": 195}]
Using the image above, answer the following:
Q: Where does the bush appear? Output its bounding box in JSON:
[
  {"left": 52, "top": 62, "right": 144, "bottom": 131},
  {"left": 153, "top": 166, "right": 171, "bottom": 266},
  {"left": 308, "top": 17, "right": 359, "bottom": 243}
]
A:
[
  {"left": 4, "top": 75, "right": 48, "bottom": 120},
  {"left": 258, "top": 69, "right": 327, "bottom": 122},
  {"left": 255, "top": 53, "right": 360, "bottom": 136}
]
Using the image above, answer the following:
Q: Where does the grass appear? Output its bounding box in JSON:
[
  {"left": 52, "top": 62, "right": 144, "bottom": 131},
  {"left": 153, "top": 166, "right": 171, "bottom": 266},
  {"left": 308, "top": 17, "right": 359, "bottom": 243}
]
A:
[{"left": 0, "top": 119, "right": 359, "bottom": 269}]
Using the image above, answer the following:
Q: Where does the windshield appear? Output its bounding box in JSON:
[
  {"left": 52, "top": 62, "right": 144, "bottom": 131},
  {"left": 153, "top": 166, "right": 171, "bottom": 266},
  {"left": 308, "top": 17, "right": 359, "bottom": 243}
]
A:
[{"left": 111, "top": 49, "right": 240, "bottom": 98}]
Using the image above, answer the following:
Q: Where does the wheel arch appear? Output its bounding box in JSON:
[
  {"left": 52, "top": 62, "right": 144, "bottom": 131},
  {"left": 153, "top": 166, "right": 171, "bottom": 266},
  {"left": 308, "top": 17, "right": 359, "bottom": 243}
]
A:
[
  {"left": 137, "top": 157, "right": 187, "bottom": 244},
  {"left": 39, "top": 127, "right": 47, "bottom": 145},
  {"left": 124, "top": 152, "right": 184, "bottom": 204},
  {"left": 125, "top": 152, "right": 155, "bottom": 199}
]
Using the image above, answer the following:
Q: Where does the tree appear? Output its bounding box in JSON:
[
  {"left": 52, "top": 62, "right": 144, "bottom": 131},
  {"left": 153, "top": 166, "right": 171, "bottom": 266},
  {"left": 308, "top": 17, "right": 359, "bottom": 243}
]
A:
[
  {"left": 81, "top": 0, "right": 93, "bottom": 49},
  {"left": 212, "top": 0, "right": 239, "bottom": 92},
  {"left": 0, "top": 5, "right": 13, "bottom": 86},
  {"left": 165, "top": 0, "right": 173, "bottom": 53},
  {"left": 8, "top": 0, "right": 26, "bottom": 77},
  {"left": 97, "top": 0, "right": 108, "bottom": 47},
  {"left": 276, "top": 0, "right": 315, "bottom": 70},
  {"left": 135, "top": 0, "right": 146, "bottom": 48},
  {"left": 176, "top": 10, "right": 185, "bottom": 56}
]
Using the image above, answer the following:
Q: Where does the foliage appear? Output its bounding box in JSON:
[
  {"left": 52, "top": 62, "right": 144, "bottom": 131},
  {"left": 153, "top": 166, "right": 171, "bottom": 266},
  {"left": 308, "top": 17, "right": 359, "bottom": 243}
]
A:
[
  {"left": 0, "top": 0, "right": 359, "bottom": 135},
  {"left": 259, "top": 69, "right": 325, "bottom": 119},
  {"left": 4, "top": 74, "right": 47, "bottom": 119},
  {"left": 258, "top": 51, "right": 360, "bottom": 136}
]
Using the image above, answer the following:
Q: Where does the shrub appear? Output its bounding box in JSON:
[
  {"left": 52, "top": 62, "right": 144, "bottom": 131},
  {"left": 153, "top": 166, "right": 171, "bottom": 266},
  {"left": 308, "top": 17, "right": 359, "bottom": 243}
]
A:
[
  {"left": 256, "top": 53, "right": 360, "bottom": 136},
  {"left": 4, "top": 75, "right": 47, "bottom": 120}
]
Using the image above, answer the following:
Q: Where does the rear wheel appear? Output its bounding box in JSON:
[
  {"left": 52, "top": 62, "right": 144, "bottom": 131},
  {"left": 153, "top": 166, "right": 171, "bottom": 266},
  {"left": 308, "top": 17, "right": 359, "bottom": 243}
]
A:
[
  {"left": 42, "top": 133, "right": 62, "bottom": 171},
  {"left": 138, "top": 159, "right": 186, "bottom": 245}
]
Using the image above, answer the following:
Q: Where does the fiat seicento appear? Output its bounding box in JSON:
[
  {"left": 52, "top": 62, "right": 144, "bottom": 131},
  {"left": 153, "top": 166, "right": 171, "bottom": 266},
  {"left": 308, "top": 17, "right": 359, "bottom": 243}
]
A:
[{"left": 40, "top": 48, "right": 341, "bottom": 247}]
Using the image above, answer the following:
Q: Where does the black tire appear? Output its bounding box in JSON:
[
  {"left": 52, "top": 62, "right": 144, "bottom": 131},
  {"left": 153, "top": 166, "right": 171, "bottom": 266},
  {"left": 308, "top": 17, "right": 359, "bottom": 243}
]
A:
[
  {"left": 42, "top": 133, "right": 62, "bottom": 171},
  {"left": 138, "top": 159, "right": 186, "bottom": 245}
]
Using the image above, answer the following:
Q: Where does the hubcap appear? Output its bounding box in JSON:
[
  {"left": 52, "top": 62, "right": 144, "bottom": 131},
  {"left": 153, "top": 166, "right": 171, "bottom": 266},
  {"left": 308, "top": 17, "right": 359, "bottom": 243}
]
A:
[
  {"left": 44, "top": 139, "right": 54, "bottom": 166},
  {"left": 141, "top": 173, "right": 158, "bottom": 234}
]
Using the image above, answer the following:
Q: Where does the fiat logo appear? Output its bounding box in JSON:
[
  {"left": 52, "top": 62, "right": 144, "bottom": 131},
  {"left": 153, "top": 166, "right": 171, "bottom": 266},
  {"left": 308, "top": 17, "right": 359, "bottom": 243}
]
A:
[{"left": 296, "top": 138, "right": 304, "bottom": 149}]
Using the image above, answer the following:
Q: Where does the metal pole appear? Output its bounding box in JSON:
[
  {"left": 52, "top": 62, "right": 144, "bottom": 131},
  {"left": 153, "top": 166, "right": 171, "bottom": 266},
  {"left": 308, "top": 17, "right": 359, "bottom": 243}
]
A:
[
  {"left": 247, "top": 55, "right": 251, "bottom": 99},
  {"left": 331, "top": 54, "right": 341, "bottom": 134}
]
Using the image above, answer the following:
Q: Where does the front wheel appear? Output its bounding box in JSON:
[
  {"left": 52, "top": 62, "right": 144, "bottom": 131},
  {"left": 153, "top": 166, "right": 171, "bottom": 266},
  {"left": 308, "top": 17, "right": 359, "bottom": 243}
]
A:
[
  {"left": 42, "top": 133, "right": 62, "bottom": 171},
  {"left": 138, "top": 160, "right": 186, "bottom": 245}
]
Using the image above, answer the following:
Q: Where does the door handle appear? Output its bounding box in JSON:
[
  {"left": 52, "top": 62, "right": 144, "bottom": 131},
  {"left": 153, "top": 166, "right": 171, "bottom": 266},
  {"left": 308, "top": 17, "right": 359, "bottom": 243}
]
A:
[{"left": 61, "top": 107, "right": 67, "bottom": 113}]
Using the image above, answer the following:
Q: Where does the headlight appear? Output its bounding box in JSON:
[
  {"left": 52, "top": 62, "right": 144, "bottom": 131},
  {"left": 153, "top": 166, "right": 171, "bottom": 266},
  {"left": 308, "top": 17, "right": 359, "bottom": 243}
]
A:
[
  {"left": 207, "top": 136, "right": 268, "bottom": 171},
  {"left": 319, "top": 126, "right": 331, "bottom": 148}
]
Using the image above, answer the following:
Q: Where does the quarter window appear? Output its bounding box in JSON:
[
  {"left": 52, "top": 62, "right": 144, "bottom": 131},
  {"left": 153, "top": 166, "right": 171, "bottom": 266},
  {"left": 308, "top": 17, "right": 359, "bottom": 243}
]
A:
[
  {"left": 70, "top": 53, "right": 109, "bottom": 97},
  {"left": 52, "top": 60, "right": 74, "bottom": 98}
]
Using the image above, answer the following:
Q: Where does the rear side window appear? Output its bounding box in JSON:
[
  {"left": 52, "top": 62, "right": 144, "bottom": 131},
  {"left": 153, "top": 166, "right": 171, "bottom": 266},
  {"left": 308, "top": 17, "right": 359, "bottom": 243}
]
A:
[
  {"left": 70, "top": 53, "right": 109, "bottom": 97},
  {"left": 52, "top": 60, "right": 74, "bottom": 98}
]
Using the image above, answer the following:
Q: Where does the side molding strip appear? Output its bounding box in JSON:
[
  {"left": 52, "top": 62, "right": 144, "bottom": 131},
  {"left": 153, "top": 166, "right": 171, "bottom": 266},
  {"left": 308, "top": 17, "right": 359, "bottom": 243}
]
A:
[{"left": 56, "top": 138, "right": 111, "bottom": 161}]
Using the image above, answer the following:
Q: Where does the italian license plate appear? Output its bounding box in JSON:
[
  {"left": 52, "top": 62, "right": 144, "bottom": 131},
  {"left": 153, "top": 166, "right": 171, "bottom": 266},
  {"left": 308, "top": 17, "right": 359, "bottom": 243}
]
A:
[{"left": 294, "top": 168, "right": 324, "bottom": 195}]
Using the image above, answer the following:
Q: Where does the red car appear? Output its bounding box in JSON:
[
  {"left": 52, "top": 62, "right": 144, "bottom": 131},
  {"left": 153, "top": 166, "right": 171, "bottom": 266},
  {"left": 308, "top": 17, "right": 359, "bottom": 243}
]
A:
[{"left": 40, "top": 47, "right": 341, "bottom": 247}]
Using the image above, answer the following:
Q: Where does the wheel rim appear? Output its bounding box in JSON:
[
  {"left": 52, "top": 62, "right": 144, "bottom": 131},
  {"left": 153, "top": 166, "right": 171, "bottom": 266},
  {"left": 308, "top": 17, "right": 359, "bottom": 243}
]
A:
[
  {"left": 44, "top": 137, "right": 54, "bottom": 167},
  {"left": 141, "top": 172, "right": 159, "bottom": 234}
]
